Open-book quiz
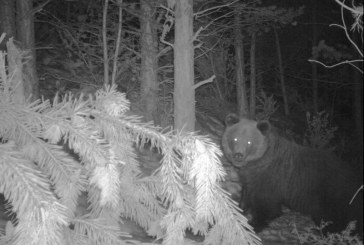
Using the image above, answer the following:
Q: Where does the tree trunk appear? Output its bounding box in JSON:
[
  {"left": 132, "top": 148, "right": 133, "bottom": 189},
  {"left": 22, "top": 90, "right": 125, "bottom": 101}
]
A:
[
  {"left": 209, "top": 45, "right": 226, "bottom": 101},
  {"left": 174, "top": 0, "right": 195, "bottom": 132},
  {"left": 249, "top": 32, "right": 256, "bottom": 118},
  {"left": 16, "top": 0, "right": 39, "bottom": 100},
  {"left": 353, "top": 70, "right": 362, "bottom": 145},
  {"left": 7, "top": 38, "right": 26, "bottom": 104},
  {"left": 234, "top": 11, "right": 248, "bottom": 118},
  {"left": 0, "top": 0, "right": 16, "bottom": 48},
  {"left": 140, "top": 0, "right": 159, "bottom": 123},
  {"left": 102, "top": 0, "right": 110, "bottom": 86},
  {"left": 353, "top": 32, "right": 363, "bottom": 151},
  {"left": 274, "top": 28, "right": 289, "bottom": 116},
  {"left": 311, "top": 0, "right": 318, "bottom": 113},
  {"left": 111, "top": 2, "right": 123, "bottom": 86}
]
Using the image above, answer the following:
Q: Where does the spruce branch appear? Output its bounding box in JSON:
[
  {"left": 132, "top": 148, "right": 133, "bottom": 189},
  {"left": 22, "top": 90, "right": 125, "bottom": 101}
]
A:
[
  {"left": 155, "top": 131, "right": 261, "bottom": 245},
  {"left": 90, "top": 164, "right": 121, "bottom": 208},
  {"left": 45, "top": 97, "right": 123, "bottom": 211},
  {"left": 0, "top": 98, "right": 50, "bottom": 146},
  {"left": 134, "top": 177, "right": 165, "bottom": 217},
  {"left": 0, "top": 141, "right": 68, "bottom": 245},
  {"left": 72, "top": 214, "right": 130, "bottom": 245},
  {"left": 117, "top": 164, "right": 164, "bottom": 231},
  {"left": 21, "top": 143, "right": 86, "bottom": 219},
  {"left": 94, "top": 85, "right": 130, "bottom": 117},
  {"left": 204, "top": 186, "right": 260, "bottom": 245},
  {"left": 189, "top": 138, "right": 225, "bottom": 224}
]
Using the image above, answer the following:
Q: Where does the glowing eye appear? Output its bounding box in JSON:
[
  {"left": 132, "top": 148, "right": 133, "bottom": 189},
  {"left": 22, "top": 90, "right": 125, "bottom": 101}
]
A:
[
  {"left": 233, "top": 138, "right": 238, "bottom": 142},
  {"left": 247, "top": 141, "right": 252, "bottom": 145}
]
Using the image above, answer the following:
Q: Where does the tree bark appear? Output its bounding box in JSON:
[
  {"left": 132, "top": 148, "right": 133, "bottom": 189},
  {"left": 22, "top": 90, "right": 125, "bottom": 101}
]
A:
[
  {"left": 0, "top": 0, "right": 16, "bottom": 47},
  {"left": 249, "top": 32, "right": 256, "bottom": 118},
  {"left": 140, "top": 0, "right": 159, "bottom": 123},
  {"left": 274, "top": 28, "right": 289, "bottom": 116},
  {"left": 102, "top": 0, "right": 110, "bottom": 86},
  {"left": 353, "top": 32, "right": 363, "bottom": 150},
  {"left": 353, "top": 69, "right": 363, "bottom": 147},
  {"left": 234, "top": 11, "right": 248, "bottom": 118},
  {"left": 311, "top": 0, "right": 318, "bottom": 113},
  {"left": 111, "top": 2, "right": 123, "bottom": 86},
  {"left": 7, "top": 38, "right": 26, "bottom": 104},
  {"left": 16, "top": 0, "right": 39, "bottom": 100},
  {"left": 209, "top": 44, "right": 226, "bottom": 101},
  {"left": 173, "top": 0, "right": 195, "bottom": 132}
]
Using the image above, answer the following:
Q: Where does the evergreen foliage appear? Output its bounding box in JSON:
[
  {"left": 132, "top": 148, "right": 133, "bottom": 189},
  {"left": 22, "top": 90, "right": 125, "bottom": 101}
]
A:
[
  {"left": 0, "top": 50, "right": 260, "bottom": 244},
  {"left": 296, "top": 221, "right": 363, "bottom": 245}
]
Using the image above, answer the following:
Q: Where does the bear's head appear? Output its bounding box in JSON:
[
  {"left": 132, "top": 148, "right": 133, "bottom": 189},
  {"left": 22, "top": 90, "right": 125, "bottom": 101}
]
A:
[{"left": 222, "top": 113, "right": 271, "bottom": 167}]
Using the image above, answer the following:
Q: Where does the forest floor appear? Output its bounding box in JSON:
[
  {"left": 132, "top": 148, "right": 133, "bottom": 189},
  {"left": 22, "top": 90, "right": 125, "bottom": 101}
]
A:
[{"left": 0, "top": 199, "right": 315, "bottom": 244}]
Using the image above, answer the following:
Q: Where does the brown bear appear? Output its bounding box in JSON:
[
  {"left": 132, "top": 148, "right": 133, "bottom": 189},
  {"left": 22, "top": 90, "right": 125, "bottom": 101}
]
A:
[{"left": 222, "top": 113, "right": 363, "bottom": 234}]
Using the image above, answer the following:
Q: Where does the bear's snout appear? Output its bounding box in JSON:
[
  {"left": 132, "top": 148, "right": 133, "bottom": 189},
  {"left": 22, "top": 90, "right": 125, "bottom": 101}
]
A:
[{"left": 233, "top": 153, "right": 244, "bottom": 162}]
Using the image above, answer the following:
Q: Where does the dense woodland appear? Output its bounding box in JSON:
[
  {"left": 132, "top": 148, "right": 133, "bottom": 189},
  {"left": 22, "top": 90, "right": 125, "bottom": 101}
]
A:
[
  {"left": 1, "top": 0, "right": 362, "bottom": 150},
  {"left": 0, "top": 0, "right": 363, "bottom": 244}
]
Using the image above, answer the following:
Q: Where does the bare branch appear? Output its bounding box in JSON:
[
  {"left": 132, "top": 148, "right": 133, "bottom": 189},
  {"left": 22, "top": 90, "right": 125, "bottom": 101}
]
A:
[
  {"left": 337, "top": 2, "right": 363, "bottom": 57},
  {"left": 335, "top": 0, "right": 363, "bottom": 15},
  {"left": 195, "top": 0, "right": 239, "bottom": 18},
  {"left": 193, "top": 75, "right": 216, "bottom": 90},
  {"left": 160, "top": 38, "right": 174, "bottom": 48},
  {"left": 308, "top": 59, "right": 363, "bottom": 73},
  {"left": 0, "top": 33, "right": 6, "bottom": 44},
  {"left": 157, "top": 46, "right": 173, "bottom": 58},
  {"left": 194, "top": 34, "right": 223, "bottom": 60},
  {"left": 193, "top": 26, "right": 204, "bottom": 42},
  {"left": 32, "top": 0, "right": 51, "bottom": 14},
  {"left": 158, "top": 4, "right": 175, "bottom": 14},
  {"left": 311, "top": 0, "right": 363, "bottom": 73},
  {"left": 203, "top": 11, "right": 235, "bottom": 31},
  {"left": 350, "top": 185, "right": 363, "bottom": 205}
]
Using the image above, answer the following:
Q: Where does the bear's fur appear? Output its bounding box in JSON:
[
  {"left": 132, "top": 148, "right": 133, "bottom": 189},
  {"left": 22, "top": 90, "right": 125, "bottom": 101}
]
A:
[{"left": 222, "top": 113, "right": 363, "bottom": 233}]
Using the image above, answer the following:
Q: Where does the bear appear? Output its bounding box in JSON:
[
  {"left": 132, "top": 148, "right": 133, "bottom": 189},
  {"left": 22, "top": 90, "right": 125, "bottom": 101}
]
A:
[{"left": 221, "top": 113, "right": 363, "bottom": 234}]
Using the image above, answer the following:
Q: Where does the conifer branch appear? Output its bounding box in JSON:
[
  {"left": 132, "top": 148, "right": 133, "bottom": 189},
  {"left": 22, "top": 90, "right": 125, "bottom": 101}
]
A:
[
  {"left": 1, "top": 46, "right": 260, "bottom": 243},
  {"left": 0, "top": 141, "right": 67, "bottom": 245}
]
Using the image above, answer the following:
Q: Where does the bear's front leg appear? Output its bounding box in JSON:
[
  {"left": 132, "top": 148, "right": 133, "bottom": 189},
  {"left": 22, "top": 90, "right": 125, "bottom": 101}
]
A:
[{"left": 248, "top": 197, "right": 282, "bottom": 232}]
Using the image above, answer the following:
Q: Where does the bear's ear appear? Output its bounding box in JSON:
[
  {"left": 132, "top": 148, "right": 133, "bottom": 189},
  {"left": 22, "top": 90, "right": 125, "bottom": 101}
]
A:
[
  {"left": 225, "top": 113, "right": 240, "bottom": 126},
  {"left": 256, "top": 121, "right": 271, "bottom": 135}
]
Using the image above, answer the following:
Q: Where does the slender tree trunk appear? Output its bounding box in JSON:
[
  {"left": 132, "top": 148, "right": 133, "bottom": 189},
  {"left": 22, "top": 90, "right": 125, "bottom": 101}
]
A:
[
  {"left": 16, "top": 0, "right": 39, "bottom": 100},
  {"left": 140, "top": 0, "right": 159, "bottom": 123},
  {"left": 0, "top": 0, "right": 16, "bottom": 46},
  {"left": 353, "top": 33, "right": 363, "bottom": 150},
  {"left": 102, "top": 0, "right": 110, "bottom": 86},
  {"left": 66, "top": 1, "right": 71, "bottom": 24},
  {"left": 255, "top": 61, "right": 263, "bottom": 91},
  {"left": 209, "top": 45, "right": 226, "bottom": 101},
  {"left": 173, "top": 0, "right": 195, "bottom": 132},
  {"left": 353, "top": 69, "right": 363, "bottom": 132},
  {"left": 111, "top": 2, "right": 123, "bottom": 86},
  {"left": 7, "top": 38, "right": 26, "bottom": 104},
  {"left": 274, "top": 28, "right": 289, "bottom": 116},
  {"left": 311, "top": 0, "right": 318, "bottom": 113},
  {"left": 353, "top": 70, "right": 363, "bottom": 148},
  {"left": 249, "top": 32, "right": 256, "bottom": 118},
  {"left": 234, "top": 11, "right": 248, "bottom": 117}
]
